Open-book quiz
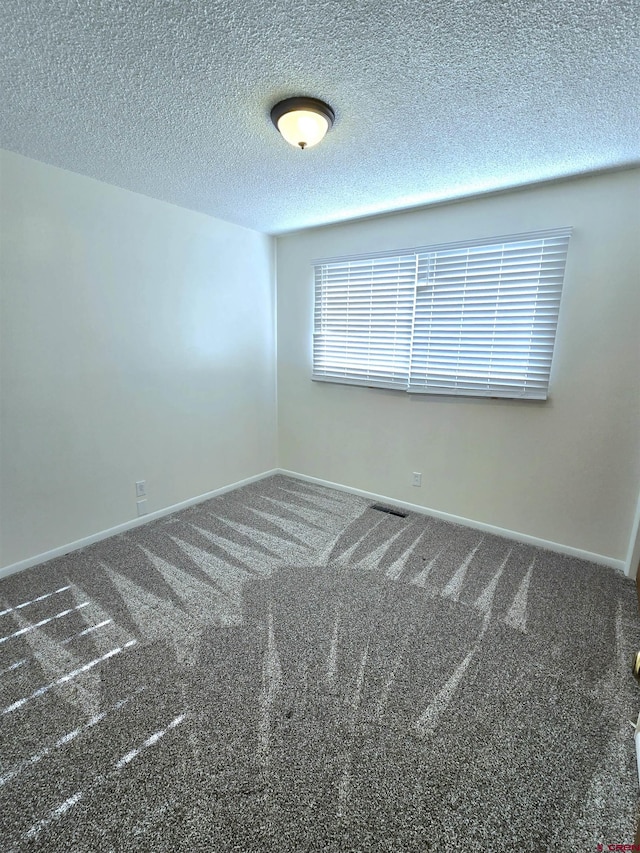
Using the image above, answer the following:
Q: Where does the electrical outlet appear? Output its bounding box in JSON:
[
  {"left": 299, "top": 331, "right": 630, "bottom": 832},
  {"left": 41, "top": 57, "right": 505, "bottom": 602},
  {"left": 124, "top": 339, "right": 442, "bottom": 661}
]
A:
[
  {"left": 412, "top": 472, "right": 422, "bottom": 487},
  {"left": 135, "top": 480, "right": 146, "bottom": 498},
  {"left": 136, "top": 499, "right": 148, "bottom": 517}
]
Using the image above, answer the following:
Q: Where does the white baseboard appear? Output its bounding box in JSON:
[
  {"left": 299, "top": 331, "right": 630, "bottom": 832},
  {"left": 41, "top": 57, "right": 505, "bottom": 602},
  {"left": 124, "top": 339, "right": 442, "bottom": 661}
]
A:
[
  {"left": 0, "top": 469, "right": 279, "bottom": 581},
  {"left": 0, "top": 466, "right": 627, "bottom": 581},
  {"left": 277, "top": 469, "right": 627, "bottom": 574}
]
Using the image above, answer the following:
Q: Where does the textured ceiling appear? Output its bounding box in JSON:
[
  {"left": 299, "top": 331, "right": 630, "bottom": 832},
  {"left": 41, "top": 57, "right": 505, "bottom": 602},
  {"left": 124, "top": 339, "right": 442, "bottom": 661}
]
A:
[{"left": 2, "top": 0, "right": 639, "bottom": 234}]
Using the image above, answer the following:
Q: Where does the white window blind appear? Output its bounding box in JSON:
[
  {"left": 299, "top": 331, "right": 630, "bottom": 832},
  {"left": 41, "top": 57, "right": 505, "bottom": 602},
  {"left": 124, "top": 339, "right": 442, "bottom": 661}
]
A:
[
  {"left": 313, "top": 254, "right": 417, "bottom": 390},
  {"left": 313, "top": 228, "right": 571, "bottom": 400}
]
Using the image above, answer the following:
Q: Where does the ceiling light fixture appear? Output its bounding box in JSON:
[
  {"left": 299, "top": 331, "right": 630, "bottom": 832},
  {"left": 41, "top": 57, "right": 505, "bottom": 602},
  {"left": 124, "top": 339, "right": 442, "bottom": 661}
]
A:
[{"left": 270, "top": 97, "right": 335, "bottom": 150}]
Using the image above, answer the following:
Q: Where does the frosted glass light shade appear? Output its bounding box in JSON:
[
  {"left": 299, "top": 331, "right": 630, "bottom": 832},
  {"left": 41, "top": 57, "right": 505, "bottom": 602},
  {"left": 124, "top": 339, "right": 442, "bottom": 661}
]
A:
[
  {"left": 271, "top": 97, "right": 335, "bottom": 150},
  {"left": 277, "top": 110, "right": 329, "bottom": 149}
]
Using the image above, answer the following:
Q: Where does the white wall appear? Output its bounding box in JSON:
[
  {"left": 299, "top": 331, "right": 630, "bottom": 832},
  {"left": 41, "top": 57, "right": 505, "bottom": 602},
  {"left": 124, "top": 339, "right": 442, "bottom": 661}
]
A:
[
  {"left": 2, "top": 154, "right": 638, "bottom": 571},
  {"left": 0, "top": 150, "right": 277, "bottom": 569},
  {"left": 276, "top": 169, "right": 640, "bottom": 564}
]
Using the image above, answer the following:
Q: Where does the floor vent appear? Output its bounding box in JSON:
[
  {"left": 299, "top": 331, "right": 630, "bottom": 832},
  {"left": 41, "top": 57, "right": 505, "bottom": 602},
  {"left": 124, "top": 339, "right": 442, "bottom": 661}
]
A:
[{"left": 370, "top": 503, "right": 408, "bottom": 518}]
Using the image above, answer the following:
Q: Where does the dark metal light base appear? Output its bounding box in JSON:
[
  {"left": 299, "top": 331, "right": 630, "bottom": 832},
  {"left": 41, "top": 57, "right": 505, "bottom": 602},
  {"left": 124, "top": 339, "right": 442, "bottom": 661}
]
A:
[{"left": 270, "top": 97, "right": 335, "bottom": 131}]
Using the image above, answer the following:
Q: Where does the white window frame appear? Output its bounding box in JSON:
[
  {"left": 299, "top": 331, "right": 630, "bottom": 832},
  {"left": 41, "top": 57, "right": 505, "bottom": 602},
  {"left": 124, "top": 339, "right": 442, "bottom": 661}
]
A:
[{"left": 312, "top": 228, "right": 572, "bottom": 401}]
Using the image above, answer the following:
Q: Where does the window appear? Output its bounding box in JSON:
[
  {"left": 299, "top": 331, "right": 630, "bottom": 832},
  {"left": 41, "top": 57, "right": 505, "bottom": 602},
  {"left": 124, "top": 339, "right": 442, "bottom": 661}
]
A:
[{"left": 313, "top": 228, "right": 571, "bottom": 400}]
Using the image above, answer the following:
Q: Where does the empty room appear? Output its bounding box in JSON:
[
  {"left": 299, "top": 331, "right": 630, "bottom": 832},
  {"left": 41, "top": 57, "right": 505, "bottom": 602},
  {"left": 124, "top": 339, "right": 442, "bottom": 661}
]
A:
[{"left": 1, "top": 0, "right": 640, "bottom": 850}]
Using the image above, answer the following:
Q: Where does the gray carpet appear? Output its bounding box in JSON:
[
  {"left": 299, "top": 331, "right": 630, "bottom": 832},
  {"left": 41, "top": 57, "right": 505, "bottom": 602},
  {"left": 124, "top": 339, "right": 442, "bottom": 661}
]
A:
[{"left": 0, "top": 474, "right": 638, "bottom": 851}]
